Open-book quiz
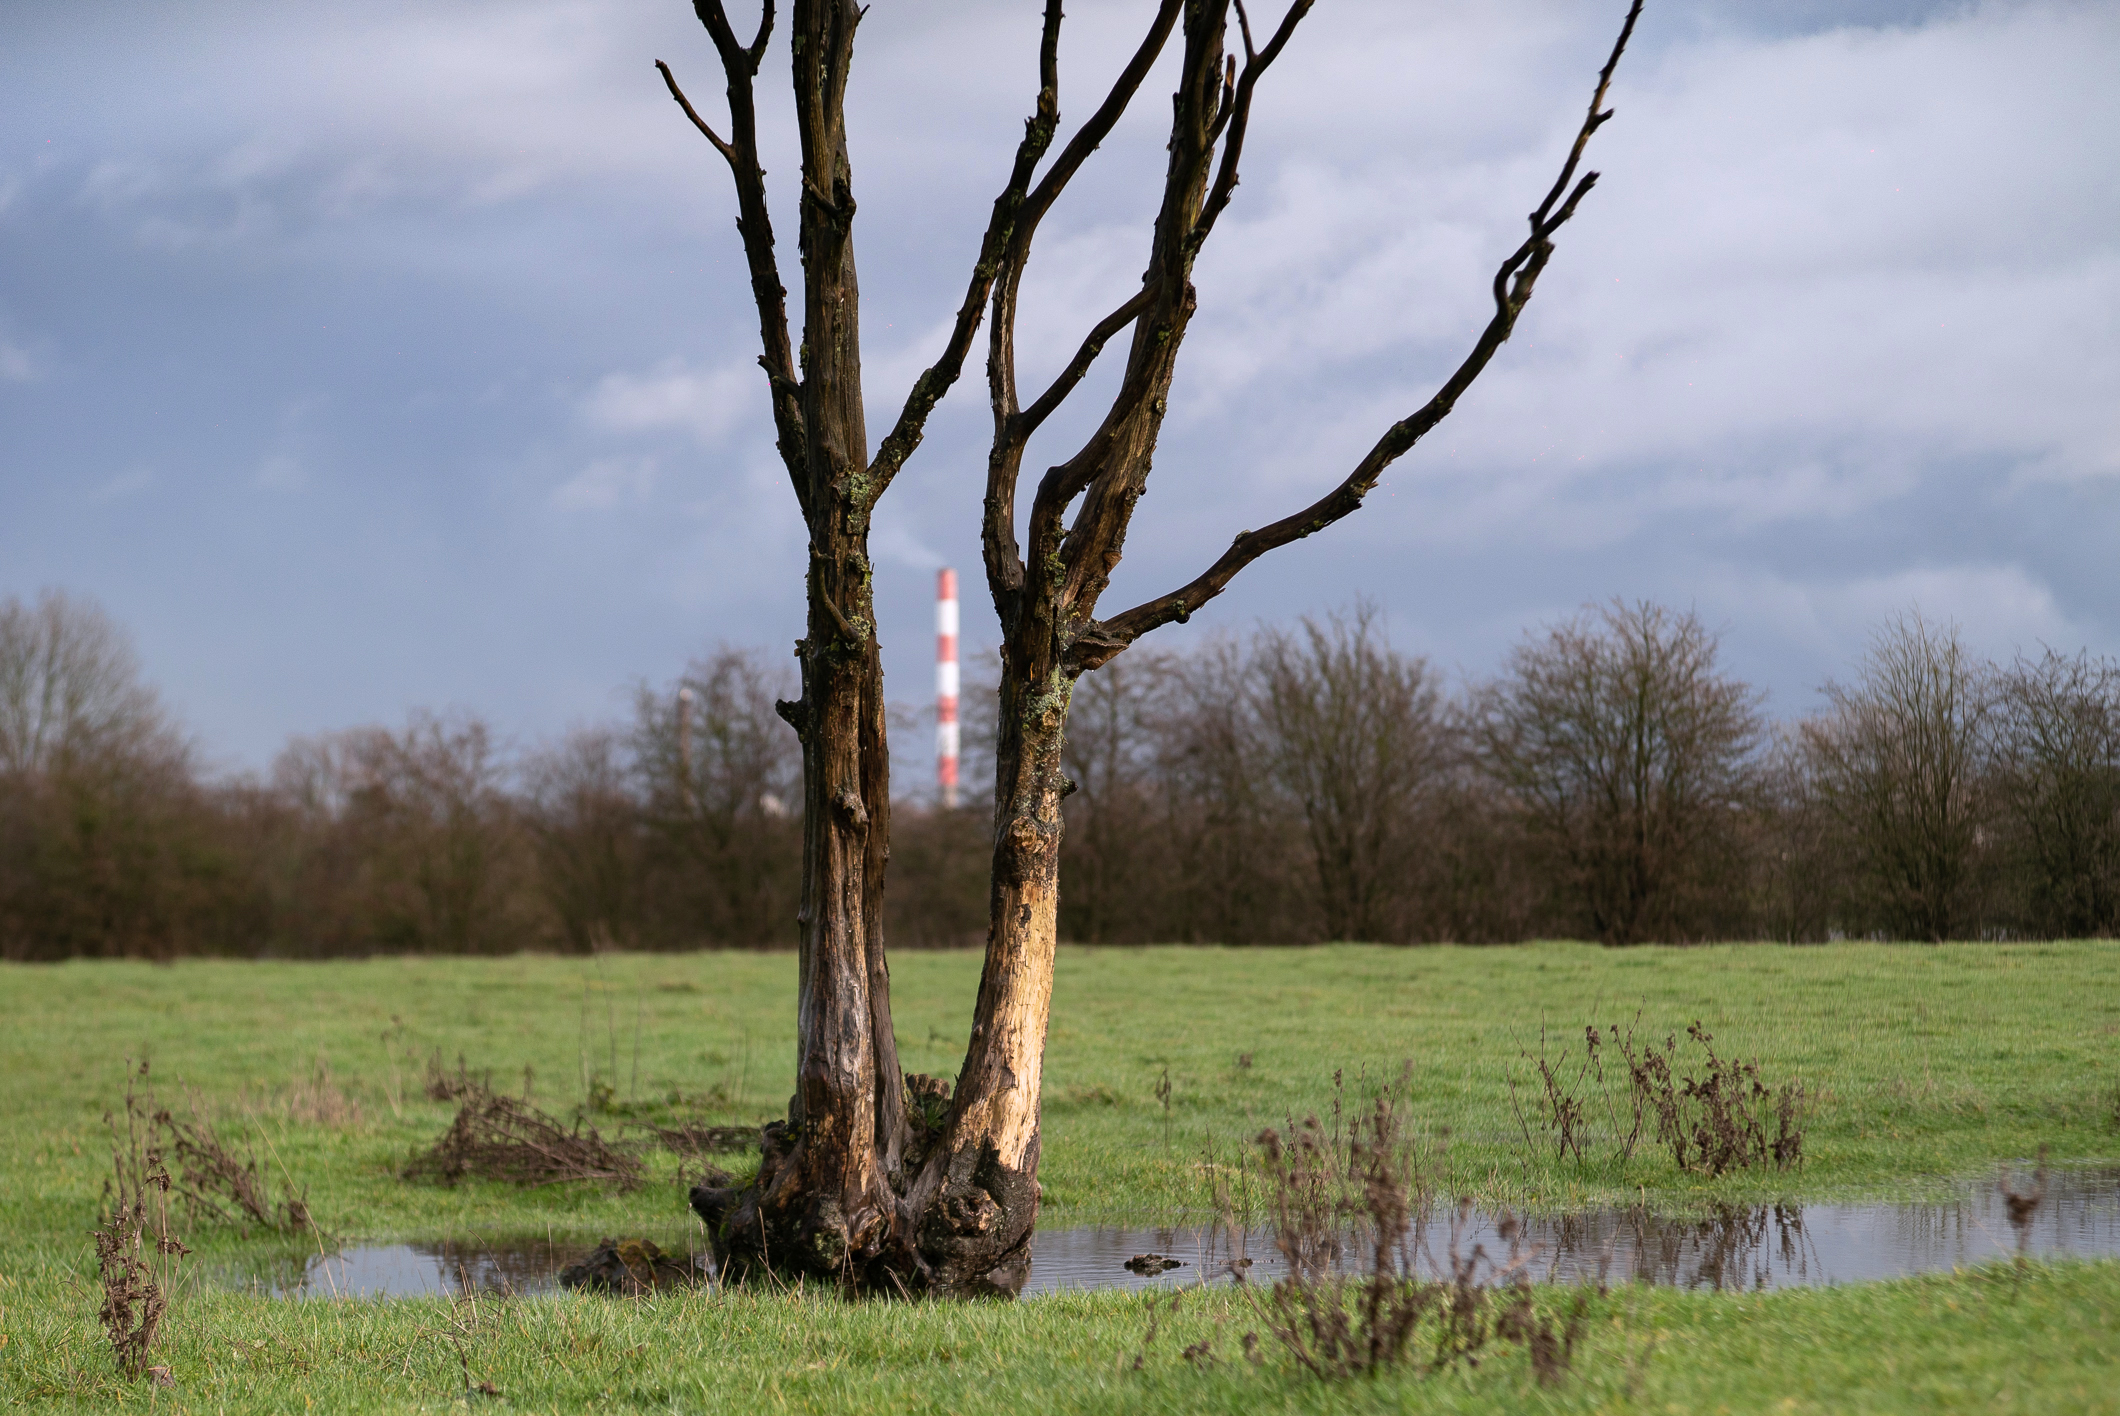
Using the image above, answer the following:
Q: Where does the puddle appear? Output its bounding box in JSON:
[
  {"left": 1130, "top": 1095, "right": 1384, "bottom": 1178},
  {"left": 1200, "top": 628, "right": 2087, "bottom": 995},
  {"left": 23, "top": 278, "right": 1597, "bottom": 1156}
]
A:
[{"left": 240, "top": 1167, "right": 2120, "bottom": 1300}]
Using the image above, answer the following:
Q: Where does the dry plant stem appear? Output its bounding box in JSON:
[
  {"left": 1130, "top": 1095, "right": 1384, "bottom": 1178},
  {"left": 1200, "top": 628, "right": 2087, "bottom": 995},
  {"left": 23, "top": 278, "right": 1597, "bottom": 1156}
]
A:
[
  {"left": 93, "top": 1061, "right": 190, "bottom": 1381},
  {"left": 157, "top": 1095, "right": 311, "bottom": 1234},
  {"left": 1527, "top": 1018, "right": 1806, "bottom": 1176}
]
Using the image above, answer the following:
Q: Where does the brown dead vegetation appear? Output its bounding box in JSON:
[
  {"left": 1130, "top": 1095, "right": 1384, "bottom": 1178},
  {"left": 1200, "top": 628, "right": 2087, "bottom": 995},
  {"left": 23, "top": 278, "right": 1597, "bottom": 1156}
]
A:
[
  {"left": 155, "top": 1100, "right": 313, "bottom": 1234},
  {"left": 403, "top": 1081, "right": 641, "bottom": 1192},
  {"left": 1172, "top": 1066, "right": 1595, "bottom": 1388},
  {"left": 1515, "top": 1016, "right": 1807, "bottom": 1178},
  {"left": 92, "top": 1062, "right": 189, "bottom": 1381}
]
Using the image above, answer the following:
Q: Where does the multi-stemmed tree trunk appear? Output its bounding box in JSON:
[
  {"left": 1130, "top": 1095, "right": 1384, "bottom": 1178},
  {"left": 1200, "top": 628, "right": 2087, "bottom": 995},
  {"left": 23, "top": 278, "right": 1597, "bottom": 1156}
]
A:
[{"left": 666, "top": 0, "right": 1642, "bottom": 1294}]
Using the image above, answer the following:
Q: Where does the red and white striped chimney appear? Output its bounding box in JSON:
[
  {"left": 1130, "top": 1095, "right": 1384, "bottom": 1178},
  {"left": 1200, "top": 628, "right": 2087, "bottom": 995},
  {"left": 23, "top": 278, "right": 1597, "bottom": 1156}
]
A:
[{"left": 936, "top": 567, "right": 960, "bottom": 809}]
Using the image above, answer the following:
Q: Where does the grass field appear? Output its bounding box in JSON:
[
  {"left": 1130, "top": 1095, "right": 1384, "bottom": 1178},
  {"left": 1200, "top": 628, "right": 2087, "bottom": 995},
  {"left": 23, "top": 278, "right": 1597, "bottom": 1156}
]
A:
[{"left": 4, "top": 941, "right": 2118, "bottom": 1411}]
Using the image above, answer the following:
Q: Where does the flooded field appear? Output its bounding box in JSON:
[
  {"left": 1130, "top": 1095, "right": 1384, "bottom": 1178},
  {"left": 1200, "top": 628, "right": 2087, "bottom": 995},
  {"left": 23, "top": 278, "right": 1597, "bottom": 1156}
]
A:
[{"left": 236, "top": 1165, "right": 2120, "bottom": 1300}]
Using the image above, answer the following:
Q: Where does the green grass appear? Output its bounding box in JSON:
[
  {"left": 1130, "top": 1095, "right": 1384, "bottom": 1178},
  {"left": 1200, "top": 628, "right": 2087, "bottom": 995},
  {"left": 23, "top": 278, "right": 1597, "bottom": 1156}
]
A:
[
  {"left": 4, "top": 941, "right": 2118, "bottom": 1410},
  {"left": 4, "top": 1257, "right": 2117, "bottom": 1412}
]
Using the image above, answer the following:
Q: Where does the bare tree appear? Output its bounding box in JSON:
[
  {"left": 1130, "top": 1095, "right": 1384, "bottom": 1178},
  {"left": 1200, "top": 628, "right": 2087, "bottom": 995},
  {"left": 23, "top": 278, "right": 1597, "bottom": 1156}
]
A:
[
  {"left": 0, "top": 590, "right": 211, "bottom": 960},
  {"left": 666, "top": 0, "right": 1643, "bottom": 1290},
  {"left": 264, "top": 712, "right": 546, "bottom": 954},
  {"left": 522, "top": 726, "right": 648, "bottom": 951},
  {"left": 1803, "top": 612, "right": 1994, "bottom": 942},
  {"left": 1057, "top": 649, "right": 1173, "bottom": 943},
  {"left": 1991, "top": 648, "right": 2120, "bottom": 938},
  {"left": 0, "top": 590, "right": 176, "bottom": 778},
  {"left": 632, "top": 648, "right": 801, "bottom": 945},
  {"left": 1255, "top": 607, "right": 1443, "bottom": 942},
  {"left": 1153, "top": 635, "right": 1302, "bottom": 944},
  {"left": 1473, "top": 601, "right": 1764, "bottom": 945}
]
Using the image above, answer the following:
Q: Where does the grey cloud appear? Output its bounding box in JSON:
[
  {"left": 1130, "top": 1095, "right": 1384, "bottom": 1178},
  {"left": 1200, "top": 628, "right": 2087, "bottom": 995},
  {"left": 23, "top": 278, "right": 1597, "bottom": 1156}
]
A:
[{"left": 1, "top": 0, "right": 2113, "bottom": 769}]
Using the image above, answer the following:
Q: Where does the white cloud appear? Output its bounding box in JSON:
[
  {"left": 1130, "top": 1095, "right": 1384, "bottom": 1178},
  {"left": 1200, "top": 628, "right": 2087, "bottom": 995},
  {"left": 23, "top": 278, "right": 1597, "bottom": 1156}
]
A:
[
  {"left": 552, "top": 455, "right": 656, "bottom": 510},
  {"left": 580, "top": 359, "right": 752, "bottom": 446},
  {"left": 0, "top": 339, "right": 34, "bottom": 382}
]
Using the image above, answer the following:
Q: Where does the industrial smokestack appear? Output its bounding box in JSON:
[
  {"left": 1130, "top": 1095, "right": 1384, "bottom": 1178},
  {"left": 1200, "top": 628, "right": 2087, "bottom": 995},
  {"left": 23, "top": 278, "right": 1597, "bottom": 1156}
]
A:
[{"left": 936, "top": 567, "right": 959, "bottom": 809}]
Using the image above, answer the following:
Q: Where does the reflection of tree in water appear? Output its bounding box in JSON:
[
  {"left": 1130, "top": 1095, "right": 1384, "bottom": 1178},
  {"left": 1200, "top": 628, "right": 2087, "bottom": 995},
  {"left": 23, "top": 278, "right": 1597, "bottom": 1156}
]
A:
[
  {"left": 414, "top": 1238, "right": 574, "bottom": 1296},
  {"left": 1511, "top": 1204, "right": 1819, "bottom": 1291}
]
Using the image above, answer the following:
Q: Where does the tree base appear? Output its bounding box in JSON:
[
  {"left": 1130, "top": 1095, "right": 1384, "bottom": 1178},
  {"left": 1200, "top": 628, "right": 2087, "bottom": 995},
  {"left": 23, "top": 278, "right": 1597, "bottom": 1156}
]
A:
[{"left": 690, "top": 1105, "right": 1041, "bottom": 1298}]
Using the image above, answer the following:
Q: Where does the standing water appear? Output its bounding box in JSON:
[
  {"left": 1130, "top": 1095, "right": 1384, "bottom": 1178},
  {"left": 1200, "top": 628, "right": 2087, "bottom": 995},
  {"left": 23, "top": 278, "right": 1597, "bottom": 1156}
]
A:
[{"left": 238, "top": 1167, "right": 2120, "bottom": 1300}]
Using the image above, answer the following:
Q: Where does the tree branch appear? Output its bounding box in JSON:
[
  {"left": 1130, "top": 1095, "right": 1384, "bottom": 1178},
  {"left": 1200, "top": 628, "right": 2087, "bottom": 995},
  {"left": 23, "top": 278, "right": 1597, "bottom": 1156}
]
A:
[
  {"left": 1190, "top": 0, "right": 1312, "bottom": 254},
  {"left": 1026, "top": 2, "right": 1232, "bottom": 617},
  {"left": 866, "top": 0, "right": 1067, "bottom": 506},
  {"left": 656, "top": 60, "right": 737, "bottom": 162},
  {"left": 1069, "top": 0, "right": 1645, "bottom": 674},
  {"left": 981, "top": 0, "right": 1186, "bottom": 610},
  {"left": 1013, "top": 285, "right": 1158, "bottom": 441},
  {"left": 664, "top": 1, "right": 808, "bottom": 513}
]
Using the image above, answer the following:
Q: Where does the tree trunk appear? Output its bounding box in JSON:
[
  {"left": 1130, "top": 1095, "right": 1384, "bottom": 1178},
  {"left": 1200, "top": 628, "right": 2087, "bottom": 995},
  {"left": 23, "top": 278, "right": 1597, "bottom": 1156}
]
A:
[
  {"left": 684, "top": 0, "right": 1057, "bottom": 1296},
  {"left": 677, "top": 0, "right": 1641, "bottom": 1297},
  {"left": 902, "top": 661, "right": 1071, "bottom": 1293}
]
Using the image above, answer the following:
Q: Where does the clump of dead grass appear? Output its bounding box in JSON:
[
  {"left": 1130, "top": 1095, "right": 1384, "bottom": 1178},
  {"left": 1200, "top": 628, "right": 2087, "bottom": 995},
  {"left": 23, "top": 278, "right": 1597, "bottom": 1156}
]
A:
[{"left": 404, "top": 1078, "right": 641, "bottom": 1191}]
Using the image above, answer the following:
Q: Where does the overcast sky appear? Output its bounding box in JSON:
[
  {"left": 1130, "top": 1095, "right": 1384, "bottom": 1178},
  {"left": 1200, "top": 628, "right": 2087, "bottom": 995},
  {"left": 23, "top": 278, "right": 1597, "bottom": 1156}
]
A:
[{"left": 3, "top": 0, "right": 2114, "bottom": 784}]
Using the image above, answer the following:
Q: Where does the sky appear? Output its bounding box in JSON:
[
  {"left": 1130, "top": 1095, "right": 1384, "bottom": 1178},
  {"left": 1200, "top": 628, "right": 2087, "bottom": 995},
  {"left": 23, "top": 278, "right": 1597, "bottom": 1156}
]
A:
[{"left": 3, "top": 0, "right": 2115, "bottom": 786}]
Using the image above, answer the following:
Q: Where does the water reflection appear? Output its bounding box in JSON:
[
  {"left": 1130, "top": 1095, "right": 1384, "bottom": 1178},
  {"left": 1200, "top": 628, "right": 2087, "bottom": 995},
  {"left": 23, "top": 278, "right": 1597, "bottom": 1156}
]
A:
[
  {"left": 1027, "top": 1165, "right": 2120, "bottom": 1295},
  {"left": 239, "top": 1166, "right": 2118, "bottom": 1301}
]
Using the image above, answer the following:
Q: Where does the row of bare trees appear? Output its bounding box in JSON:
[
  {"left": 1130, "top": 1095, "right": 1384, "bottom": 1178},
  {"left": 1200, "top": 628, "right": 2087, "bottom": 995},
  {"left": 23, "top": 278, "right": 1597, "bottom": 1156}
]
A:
[{"left": 3, "top": 587, "right": 2115, "bottom": 961}]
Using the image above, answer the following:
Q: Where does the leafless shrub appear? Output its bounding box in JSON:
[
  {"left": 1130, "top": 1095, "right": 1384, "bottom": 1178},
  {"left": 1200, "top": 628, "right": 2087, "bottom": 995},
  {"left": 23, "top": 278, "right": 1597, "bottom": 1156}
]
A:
[
  {"left": 92, "top": 1062, "right": 190, "bottom": 1380},
  {"left": 404, "top": 1081, "right": 642, "bottom": 1191},
  {"left": 521, "top": 726, "right": 650, "bottom": 952},
  {"left": 1472, "top": 600, "right": 1765, "bottom": 945},
  {"left": 1511, "top": 1026, "right": 1592, "bottom": 1164},
  {"left": 1614, "top": 1022, "right": 1805, "bottom": 1176},
  {"left": 1991, "top": 649, "right": 2120, "bottom": 938},
  {"left": 1058, "top": 649, "right": 1179, "bottom": 944},
  {"left": 1254, "top": 605, "right": 1447, "bottom": 943},
  {"left": 1232, "top": 1074, "right": 1590, "bottom": 1386},
  {"left": 1802, "top": 612, "right": 1996, "bottom": 941},
  {"left": 1513, "top": 1018, "right": 1805, "bottom": 1177},
  {"left": 259, "top": 711, "right": 556, "bottom": 955},
  {"left": 0, "top": 590, "right": 245, "bottom": 962},
  {"left": 631, "top": 647, "right": 800, "bottom": 948},
  {"left": 1150, "top": 637, "right": 1309, "bottom": 945}
]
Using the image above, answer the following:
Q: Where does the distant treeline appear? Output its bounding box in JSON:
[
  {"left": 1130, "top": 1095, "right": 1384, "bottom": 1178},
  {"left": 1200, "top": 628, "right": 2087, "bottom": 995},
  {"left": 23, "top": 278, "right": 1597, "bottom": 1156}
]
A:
[{"left": 3, "top": 589, "right": 2116, "bottom": 960}]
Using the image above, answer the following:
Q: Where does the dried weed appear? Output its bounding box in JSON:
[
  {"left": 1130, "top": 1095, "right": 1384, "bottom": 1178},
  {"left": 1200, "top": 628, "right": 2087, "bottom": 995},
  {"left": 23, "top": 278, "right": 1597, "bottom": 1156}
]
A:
[{"left": 404, "top": 1079, "right": 642, "bottom": 1191}]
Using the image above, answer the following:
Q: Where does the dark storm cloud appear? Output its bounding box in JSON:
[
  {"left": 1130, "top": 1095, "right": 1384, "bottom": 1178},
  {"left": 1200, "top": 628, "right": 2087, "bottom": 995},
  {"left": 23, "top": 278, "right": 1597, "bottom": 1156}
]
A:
[{"left": 1, "top": 0, "right": 2113, "bottom": 776}]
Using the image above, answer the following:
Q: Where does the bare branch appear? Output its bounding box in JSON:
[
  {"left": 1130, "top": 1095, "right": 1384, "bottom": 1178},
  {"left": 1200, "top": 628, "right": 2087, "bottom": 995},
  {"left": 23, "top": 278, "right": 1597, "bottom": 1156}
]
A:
[
  {"left": 980, "top": 0, "right": 1186, "bottom": 606},
  {"left": 668, "top": 3, "right": 807, "bottom": 511},
  {"left": 656, "top": 61, "right": 736, "bottom": 162},
  {"left": 1192, "top": 0, "right": 1313, "bottom": 252},
  {"left": 867, "top": 0, "right": 1067, "bottom": 504},
  {"left": 1026, "top": 2, "right": 1235, "bottom": 617},
  {"left": 1014, "top": 285, "right": 1158, "bottom": 440},
  {"left": 1071, "top": 0, "right": 1645, "bottom": 673}
]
